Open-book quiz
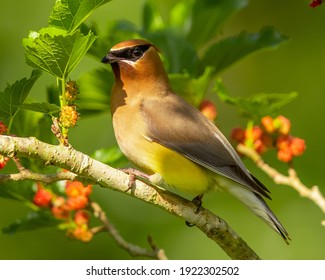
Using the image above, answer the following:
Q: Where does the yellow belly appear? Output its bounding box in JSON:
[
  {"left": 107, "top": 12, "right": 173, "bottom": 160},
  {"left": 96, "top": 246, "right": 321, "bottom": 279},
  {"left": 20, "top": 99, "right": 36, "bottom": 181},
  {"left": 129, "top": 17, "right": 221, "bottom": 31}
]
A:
[{"left": 136, "top": 140, "right": 210, "bottom": 196}]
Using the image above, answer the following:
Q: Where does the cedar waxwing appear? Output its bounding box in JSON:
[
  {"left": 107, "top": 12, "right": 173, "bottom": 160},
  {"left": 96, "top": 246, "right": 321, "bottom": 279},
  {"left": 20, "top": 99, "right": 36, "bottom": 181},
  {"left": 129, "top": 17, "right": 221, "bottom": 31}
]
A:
[{"left": 101, "top": 39, "right": 290, "bottom": 243}]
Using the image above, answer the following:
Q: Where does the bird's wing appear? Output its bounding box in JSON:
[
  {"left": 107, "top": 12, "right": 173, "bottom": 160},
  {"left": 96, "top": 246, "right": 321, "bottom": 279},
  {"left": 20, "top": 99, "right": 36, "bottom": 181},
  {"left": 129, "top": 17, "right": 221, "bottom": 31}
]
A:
[{"left": 141, "top": 92, "right": 271, "bottom": 199}]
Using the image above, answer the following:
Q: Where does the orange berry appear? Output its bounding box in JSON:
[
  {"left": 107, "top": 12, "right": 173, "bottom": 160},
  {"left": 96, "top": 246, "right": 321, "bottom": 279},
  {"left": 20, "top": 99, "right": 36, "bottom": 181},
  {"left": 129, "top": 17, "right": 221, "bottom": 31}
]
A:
[
  {"left": 254, "top": 139, "right": 267, "bottom": 154},
  {"left": 290, "top": 137, "right": 306, "bottom": 156},
  {"left": 277, "top": 148, "right": 293, "bottom": 163},
  {"left": 276, "top": 135, "right": 292, "bottom": 150},
  {"left": 231, "top": 127, "right": 246, "bottom": 143},
  {"left": 261, "top": 116, "right": 275, "bottom": 134},
  {"left": 70, "top": 226, "right": 93, "bottom": 242},
  {"left": 65, "top": 181, "right": 82, "bottom": 197},
  {"left": 245, "top": 126, "right": 263, "bottom": 143},
  {"left": 51, "top": 196, "right": 70, "bottom": 219},
  {"left": 74, "top": 210, "right": 90, "bottom": 226},
  {"left": 274, "top": 115, "right": 291, "bottom": 135},
  {"left": 33, "top": 183, "right": 52, "bottom": 207},
  {"left": 199, "top": 100, "right": 218, "bottom": 121},
  {"left": 67, "top": 195, "right": 88, "bottom": 210},
  {"left": 65, "top": 181, "right": 92, "bottom": 197}
]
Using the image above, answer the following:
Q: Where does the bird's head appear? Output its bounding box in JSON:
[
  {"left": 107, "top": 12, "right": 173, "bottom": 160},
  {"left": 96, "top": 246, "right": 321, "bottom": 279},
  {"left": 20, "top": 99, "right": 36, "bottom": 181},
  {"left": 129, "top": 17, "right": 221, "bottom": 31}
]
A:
[{"left": 101, "top": 39, "right": 169, "bottom": 89}]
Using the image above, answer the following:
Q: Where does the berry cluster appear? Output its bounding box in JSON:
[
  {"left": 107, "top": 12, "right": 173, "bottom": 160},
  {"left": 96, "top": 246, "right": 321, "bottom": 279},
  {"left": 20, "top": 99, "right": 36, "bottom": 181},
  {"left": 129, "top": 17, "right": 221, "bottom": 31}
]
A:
[
  {"left": 59, "top": 81, "right": 80, "bottom": 129},
  {"left": 33, "top": 180, "right": 93, "bottom": 242},
  {"left": 0, "top": 121, "right": 9, "bottom": 169},
  {"left": 231, "top": 115, "right": 306, "bottom": 163}
]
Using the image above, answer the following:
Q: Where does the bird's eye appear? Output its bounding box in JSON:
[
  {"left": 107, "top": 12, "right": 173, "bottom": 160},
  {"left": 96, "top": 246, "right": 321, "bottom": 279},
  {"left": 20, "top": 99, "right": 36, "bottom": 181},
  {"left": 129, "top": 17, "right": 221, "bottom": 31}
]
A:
[{"left": 132, "top": 47, "right": 144, "bottom": 58}]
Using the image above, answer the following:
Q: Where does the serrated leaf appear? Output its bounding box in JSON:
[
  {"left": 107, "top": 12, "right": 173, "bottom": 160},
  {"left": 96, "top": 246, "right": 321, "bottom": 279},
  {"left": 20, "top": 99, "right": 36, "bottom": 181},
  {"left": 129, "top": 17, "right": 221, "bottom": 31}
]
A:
[
  {"left": 92, "top": 145, "right": 128, "bottom": 168},
  {"left": 1, "top": 211, "right": 61, "bottom": 235},
  {"left": 20, "top": 102, "right": 60, "bottom": 116},
  {"left": 23, "top": 28, "right": 97, "bottom": 78},
  {"left": 187, "top": 0, "right": 248, "bottom": 48},
  {"left": 201, "top": 27, "right": 288, "bottom": 75},
  {"left": 77, "top": 67, "right": 112, "bottom": 116},
  {"left": 49, "top": 0, "right": 112, "bottom": 32},
  {"left": 216, "top": 79, "right": 298, "bottom": 119},
  {"left": 0, "top": 70, "right": 42, "bottom": 119}
]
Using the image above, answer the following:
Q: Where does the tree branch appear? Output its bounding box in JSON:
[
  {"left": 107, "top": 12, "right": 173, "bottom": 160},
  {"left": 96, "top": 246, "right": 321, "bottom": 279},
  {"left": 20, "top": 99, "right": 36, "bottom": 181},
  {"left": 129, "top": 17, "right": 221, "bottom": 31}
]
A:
[
  {"left": 0, "top": 135, "right": 260, "bottom": 260},
  {"left": 237, "top": 143, "right": 325, "bottom": 225}
]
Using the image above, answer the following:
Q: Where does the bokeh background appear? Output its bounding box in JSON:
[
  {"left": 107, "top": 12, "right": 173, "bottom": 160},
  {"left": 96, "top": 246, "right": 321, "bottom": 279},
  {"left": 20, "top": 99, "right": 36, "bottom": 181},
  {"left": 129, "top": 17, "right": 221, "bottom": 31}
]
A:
[{"left": 0, "top": 0, "right": 324, "bottom": 259}]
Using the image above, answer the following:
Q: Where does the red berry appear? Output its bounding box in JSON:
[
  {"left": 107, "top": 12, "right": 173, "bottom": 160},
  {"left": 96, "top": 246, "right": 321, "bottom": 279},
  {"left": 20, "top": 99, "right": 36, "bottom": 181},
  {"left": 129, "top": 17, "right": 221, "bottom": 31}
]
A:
[
  {"left": 310, "top": 0, "right": 322, "bottom": 8},
  {"left": 261, "top": 133, "right": 273, "bottom": 148},
  {"left": 33, "top": 183, "right": 52, "bottom": 207},
  {"left": 0, "top": 121, "right": 8, "bottom": 134},
  {"left": 0, "top": 154, "right": 9, "bottom": 169},
  {"left": 290, "top": 137, "right": 306, "bottom": 156},
  {"left": 261, "top": 116, "right": 275, "bottom": 134},
  {"left": 199, "top": 100, "right": 218, "bottom": 121},
  {"left": 231, "top": 127, "right": 246, "bottom": 143}
]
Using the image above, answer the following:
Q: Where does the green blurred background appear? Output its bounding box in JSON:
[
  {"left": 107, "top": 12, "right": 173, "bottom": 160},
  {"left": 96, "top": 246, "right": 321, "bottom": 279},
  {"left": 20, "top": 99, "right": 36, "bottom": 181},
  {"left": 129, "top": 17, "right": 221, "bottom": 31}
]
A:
[{"left": 0, "top": 0, "right": 324, "bottom": 259}]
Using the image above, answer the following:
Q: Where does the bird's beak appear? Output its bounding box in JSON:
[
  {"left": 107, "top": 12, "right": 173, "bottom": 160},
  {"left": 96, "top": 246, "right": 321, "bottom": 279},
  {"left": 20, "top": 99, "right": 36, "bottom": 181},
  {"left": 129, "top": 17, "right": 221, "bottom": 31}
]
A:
[{"left": 101, "top": 52, "right": 119, "bottom": 64}]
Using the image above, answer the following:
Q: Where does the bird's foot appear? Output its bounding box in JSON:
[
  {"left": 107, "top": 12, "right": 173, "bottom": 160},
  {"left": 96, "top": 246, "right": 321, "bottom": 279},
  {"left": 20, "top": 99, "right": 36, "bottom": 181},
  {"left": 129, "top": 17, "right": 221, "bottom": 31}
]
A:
[
  {"left": 119, "top": 168, "right": 150, "bottom": 192},
  {"left": 185, "top": 194, "right": 204, "bottom": 227}
]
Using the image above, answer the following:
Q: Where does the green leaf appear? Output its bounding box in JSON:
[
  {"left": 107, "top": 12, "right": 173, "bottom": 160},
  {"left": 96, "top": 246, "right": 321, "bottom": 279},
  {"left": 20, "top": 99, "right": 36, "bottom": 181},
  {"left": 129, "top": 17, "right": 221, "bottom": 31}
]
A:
[
  {"left": 146, "top": 30, "right": 199, "bottom": 75},
  {"left": 88, "top": 20, "right": 139, "bottom": 60},
  {"left": 169, "top": 67, "right": 214, "bottom": 106},
  {"left": 0, "top": 180, "right": 34, "bottom": 203},
  {"left": 49, "top": 0, "right": 112, "bottom": 32},
  {"left": 77, "top": 67, "right": 112, "bottom": 116},
  {"left": 187, "top": 0, "right": 248, "bottom": 48},
  {"left": 216, "top": 79, "right": 298, "bottom": 119},
  {"left": 1, "top": 211, "right": 61, "bottom": 235},
  {"left": 0, "top": 70, "right": 42, "bottom": 119},
  {"left": 23, "top": 28, "right": 97, "bottom": 78},
  {"left": 201, "top": 27, "right": 289, "bottom": 75},
  {"left": 92, "top": 145, "right": 128, "bottom": 168},
  {"left": 20, "top": 102, "right": 60, "bottom": 116}
]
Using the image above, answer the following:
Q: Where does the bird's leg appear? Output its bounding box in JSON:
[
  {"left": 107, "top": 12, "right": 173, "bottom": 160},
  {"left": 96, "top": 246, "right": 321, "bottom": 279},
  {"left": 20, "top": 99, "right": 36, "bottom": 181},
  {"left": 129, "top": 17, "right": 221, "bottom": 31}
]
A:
[
  {"left": 119, "top": 168, "right": 150, "bottom": 192},
  {"left": 185, "top": 194, "right": 204, "bottom": 227}
]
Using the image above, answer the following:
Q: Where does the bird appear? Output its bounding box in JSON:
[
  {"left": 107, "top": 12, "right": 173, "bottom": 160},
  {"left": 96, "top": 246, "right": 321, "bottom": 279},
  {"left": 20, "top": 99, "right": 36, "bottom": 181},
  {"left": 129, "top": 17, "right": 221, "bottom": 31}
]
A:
[{"left": 101, "top": 39, "right": 290, "bottom": 243}]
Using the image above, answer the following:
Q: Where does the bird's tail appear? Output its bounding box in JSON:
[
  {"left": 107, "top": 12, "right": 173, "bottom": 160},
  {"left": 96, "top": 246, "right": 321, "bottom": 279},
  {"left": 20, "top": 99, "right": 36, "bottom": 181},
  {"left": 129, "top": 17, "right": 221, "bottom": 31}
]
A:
[{"left": 215, "top": 177, "right": 290, "bottom": 244}]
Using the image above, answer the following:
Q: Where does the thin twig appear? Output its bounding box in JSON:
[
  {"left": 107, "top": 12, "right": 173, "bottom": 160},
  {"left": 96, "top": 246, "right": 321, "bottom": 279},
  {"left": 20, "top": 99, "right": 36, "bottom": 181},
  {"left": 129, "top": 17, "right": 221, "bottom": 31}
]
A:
[
  {"left": 237, "top": 143, "right": 325, "bottom": 225},
  {"left": 90, "top": 201, "right": 168, "bottom": 259},
  {"left": 0, "top": 169, "right": 79, "bottom": 184}
]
